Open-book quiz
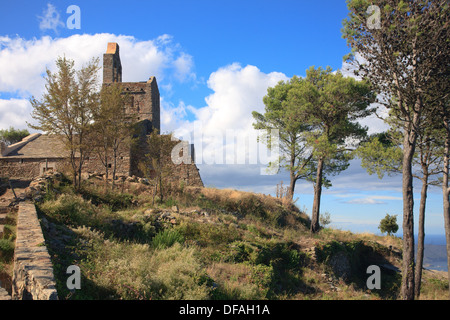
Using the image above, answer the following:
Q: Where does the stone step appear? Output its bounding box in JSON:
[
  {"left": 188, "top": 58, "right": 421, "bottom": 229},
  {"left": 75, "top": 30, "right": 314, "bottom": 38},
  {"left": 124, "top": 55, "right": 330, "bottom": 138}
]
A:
[
  {"left": 0, "top": 213, "right": 7, "bottom": 224},
  {"left": 0, "top": 224, "right": 4, "bottom": 238}
]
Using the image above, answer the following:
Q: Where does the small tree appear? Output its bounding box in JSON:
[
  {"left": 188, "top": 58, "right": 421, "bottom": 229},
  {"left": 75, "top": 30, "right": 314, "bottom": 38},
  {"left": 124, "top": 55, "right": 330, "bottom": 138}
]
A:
[
  {"left": 29, "top": 56, "right": 100, "bottom": 189},
  {"left": 138, "top": 130, "right": 175, "bottom": 205},
  {"left": 92, "top": 83, "right": 136, "bottom": 189},
  {"left": 379, "top": 214, "right": 399, "bottom": 236},
  {"left": 0, "top": 127, "right": 30, "bottom": 146},
  {"left": 319, "top": 211, "right": 332, "bottom": 228}
]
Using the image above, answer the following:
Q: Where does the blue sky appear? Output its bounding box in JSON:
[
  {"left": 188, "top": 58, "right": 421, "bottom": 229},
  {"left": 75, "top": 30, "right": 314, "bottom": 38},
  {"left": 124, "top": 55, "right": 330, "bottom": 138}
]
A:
[{"left": 0, "top": 0, "right": 446, "bottom": 237}]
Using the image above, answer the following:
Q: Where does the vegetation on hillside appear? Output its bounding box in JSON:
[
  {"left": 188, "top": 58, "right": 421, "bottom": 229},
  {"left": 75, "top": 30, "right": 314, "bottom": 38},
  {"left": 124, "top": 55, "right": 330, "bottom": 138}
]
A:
[{"left": 28, "top": 174, "right": 448, "bottom": 300}]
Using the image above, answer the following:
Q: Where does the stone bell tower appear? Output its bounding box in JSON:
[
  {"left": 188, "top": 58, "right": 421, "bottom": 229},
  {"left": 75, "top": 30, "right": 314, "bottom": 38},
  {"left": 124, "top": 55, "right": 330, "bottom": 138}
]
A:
[{"left": 102, "top": 42, "right": 160, "bottom": 132}]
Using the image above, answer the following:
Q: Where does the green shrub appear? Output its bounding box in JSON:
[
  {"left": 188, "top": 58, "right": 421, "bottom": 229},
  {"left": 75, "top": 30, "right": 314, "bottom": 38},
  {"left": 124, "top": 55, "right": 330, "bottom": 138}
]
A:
[
  {"left": 0, "top": 239, "right": 14, "bottom": 262},
  {"left": 152, "top": 228, "right": 185, "bottom": 249},
  {"left": 250, "top": 264, "right": 274, "bottom": 297},
  {"left": 38, "top": 193, "right": 101, "bottom": 227},
  {"left": 178, "top": 221, "right": 239, "bottom": 247},
  {"left": 426, "top": 278, "right": 449, "bottom": 291},
  {"left": 1, "top": 225, "right": 15, "bottom": 241},
  {"left": 163, "top": 197, "right": 178, "bottom": 208},
  {"left": 80, "top": 186, "right": 134, "bottom": 211},
  {"left": 225, "top": 241, "right": 255, "bottom": 263},
  {"left": 250, "top": 241, "right": 305, "bottom": 272}
]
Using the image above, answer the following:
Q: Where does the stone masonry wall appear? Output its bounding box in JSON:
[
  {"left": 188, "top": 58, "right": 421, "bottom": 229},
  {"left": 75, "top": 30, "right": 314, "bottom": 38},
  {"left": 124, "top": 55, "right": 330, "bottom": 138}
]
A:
[
  {"left": 120, "top": 79, "right": 160, "bottom": 132},
  {"left": 0, "top": 155, "right": 131, "bottom": 181},
  {"left": 83, "top": 154, "right": 131, "bottom": 178},
  {"left": 167, "top": 162, "right": 204, "bottom": 188},
  {"left": 12, "top": 202, "right": 58, "bottom": 300},
  {"left": 0, "top": 159, "right": 42, "bottom": 180}
]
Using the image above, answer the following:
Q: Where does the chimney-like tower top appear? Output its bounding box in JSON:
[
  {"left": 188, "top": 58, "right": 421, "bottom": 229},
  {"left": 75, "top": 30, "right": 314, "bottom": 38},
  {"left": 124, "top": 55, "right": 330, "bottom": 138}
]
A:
[
  {"left": 106, "top": 42, "right": 119, "bottom": 54},
  {"left": 103, "top": 42, "right": 122, "bottom": 83}
]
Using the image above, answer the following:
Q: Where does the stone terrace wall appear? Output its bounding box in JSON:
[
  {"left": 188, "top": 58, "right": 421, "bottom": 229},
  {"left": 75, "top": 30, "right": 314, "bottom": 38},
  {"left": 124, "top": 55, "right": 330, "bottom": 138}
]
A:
[
  {"left": 12, "top": 202, "right": 58, "bottom": 300},
  {"left": 0, "top": 159, "right": 41, "bottom": 180}
]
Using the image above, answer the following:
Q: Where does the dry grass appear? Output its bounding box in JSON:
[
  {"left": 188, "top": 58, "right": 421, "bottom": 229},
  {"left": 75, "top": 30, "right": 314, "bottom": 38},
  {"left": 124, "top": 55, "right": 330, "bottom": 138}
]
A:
[
  {"left": 418, "top": 269, "right": 450, "bottom": 300},
  {"left": 206, "top": 262, "right": 265, "bottom": 299}
]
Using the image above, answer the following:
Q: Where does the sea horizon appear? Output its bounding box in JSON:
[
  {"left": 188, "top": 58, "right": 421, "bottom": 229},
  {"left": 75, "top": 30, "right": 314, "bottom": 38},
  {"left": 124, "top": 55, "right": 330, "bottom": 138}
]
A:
[{"left": 413, "top": 234, "right": 448, "bottom": 272}]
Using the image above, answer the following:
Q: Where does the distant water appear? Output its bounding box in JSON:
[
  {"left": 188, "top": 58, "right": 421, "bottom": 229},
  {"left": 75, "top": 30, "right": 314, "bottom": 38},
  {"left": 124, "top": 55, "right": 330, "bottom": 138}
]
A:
[
  {"left": 422, "top": 234, "right": 447, "bottom": 245},
  {"left": 415, "top": 234, "right": 448, "bottom": 272}
]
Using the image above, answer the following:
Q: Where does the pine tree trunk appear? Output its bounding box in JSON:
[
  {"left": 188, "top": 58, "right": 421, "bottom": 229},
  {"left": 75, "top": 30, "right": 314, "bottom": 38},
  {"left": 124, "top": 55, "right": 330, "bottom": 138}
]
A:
[
  {"left": 401, "top": 128, "right": 417, "bottom": 300},
  {"left": 288, "top": 149, "right": 296, "bottom": 201},
  {"left": 415, "top": 173, "right": 428, "bottom": 298},
  {"left": 288, "top": 171, "right": 296, "bottom": 202},
  {"left": 442, "top": 120, "right": 450, "bottom": 298},
  {"left": 310, "top": 157, "right": 324, "bottom": 233}
]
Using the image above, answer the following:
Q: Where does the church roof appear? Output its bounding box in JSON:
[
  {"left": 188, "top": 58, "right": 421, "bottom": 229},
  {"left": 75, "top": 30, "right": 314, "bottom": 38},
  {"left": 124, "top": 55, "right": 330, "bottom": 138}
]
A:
[{"left": 0, "top": 134, "right": 69, "bottom": 159}]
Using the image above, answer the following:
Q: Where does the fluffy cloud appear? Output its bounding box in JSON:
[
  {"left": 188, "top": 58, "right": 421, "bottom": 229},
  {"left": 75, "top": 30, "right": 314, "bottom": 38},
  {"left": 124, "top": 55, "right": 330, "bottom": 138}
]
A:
[
  {"left": 0, "top": 33, "right": 194, "bottom": 96},
  {"left": 173, "top": 63, "right": 287, "bottom": 164},
  {"left": 0, "top": 98, "right": 34, "bottom": 131},
  {"left": 0, "top": 33, "right": 196, "bottom": 130},
  {"left": 161, "top": 63, "right": 289, "bottom": 191}
]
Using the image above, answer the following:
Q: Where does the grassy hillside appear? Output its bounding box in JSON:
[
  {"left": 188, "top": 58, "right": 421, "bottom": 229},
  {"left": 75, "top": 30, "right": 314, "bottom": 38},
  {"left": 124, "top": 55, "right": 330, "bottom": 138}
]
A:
[{"left": 28, "top": 173, "right": 448, "bottom": 300}]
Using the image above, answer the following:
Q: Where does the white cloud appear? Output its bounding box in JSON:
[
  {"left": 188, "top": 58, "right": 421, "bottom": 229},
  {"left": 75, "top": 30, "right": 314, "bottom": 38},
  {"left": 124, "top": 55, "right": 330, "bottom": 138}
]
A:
[
  {"left": 332, "top": 191, "right": 403, "bottom": 205},
  {"left": 0, "top": 33, "right": 196, "bottom": 96},
  {"left": 171, "top": 63, "right": 288, "bottom": 167},
  {"left": 0, "top": 98, "right": 34, "bottom": 131},
  {"left": 173, "top": 52, "right": 196, "bottom": 82},
  {"left": 160, "top": 98, "right": 192, "bottom": 134},
  {"left": 344, "top": 196, "right": 402, "bottom": 205},
  {"left": 0, "top": 33, "right": 196, "bottom": 130},
  {"left": 38, "top": 3, "right": 65, "bottom": 34}
]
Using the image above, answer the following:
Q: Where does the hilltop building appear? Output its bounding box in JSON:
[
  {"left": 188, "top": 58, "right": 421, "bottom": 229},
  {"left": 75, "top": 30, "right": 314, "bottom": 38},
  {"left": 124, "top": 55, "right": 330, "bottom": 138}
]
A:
[{"left": 0, "top": 43, "right": 203, "bottom": 187}]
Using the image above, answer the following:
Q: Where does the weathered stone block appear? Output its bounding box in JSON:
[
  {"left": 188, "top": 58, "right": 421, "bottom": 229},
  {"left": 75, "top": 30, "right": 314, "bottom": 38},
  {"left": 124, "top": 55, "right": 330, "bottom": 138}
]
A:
[{"left": 12, "top": 202, "right": 58, "bottom": 300}]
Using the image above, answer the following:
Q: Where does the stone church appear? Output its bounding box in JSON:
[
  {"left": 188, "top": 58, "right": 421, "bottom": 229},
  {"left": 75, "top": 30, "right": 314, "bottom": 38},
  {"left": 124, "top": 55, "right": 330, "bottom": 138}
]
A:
[{"left": 0, "top": 43, "right": 203, "bottom": 187}]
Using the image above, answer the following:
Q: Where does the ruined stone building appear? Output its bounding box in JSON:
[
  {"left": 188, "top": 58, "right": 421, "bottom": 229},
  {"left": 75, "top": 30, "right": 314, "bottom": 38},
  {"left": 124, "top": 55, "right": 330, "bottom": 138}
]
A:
[{"left": 0, "top": 43, "right": 203, "bottom": 187}]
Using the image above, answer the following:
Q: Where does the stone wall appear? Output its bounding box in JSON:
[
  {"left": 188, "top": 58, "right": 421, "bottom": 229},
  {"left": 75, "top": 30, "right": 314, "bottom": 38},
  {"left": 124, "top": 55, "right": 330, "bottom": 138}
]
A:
[
  {"left": 12, "top": 202, "right": 58, "bottom": 300},
  {"left": 0, "top": 154, "right": 131, "bottom": 181},
  {"left": 166, "top": 162, "right": 203, "bottom": 188},
  {"left": 0, "top": 158, "right": 63, "bottom": 180},
  {"left": 120, "top": 78, "right": 160, "bottom": 132},
  {"left": 83, "top": 154, "right": 131, "bottom": 178}
]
